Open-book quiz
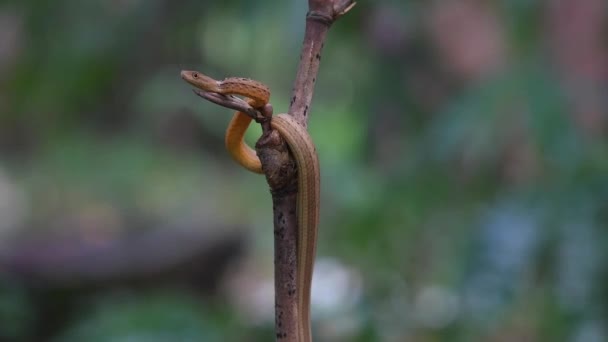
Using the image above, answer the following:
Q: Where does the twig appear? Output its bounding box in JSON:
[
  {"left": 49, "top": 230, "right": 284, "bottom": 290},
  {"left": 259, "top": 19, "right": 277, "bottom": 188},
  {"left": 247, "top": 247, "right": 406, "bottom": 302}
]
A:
[{"left": 289, "top": 0, "right": 357, "bottom": 127}]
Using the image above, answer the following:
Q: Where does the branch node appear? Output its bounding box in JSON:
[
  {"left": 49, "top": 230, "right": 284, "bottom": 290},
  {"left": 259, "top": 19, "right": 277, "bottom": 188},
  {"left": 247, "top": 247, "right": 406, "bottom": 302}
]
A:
[
  {"left": 306, "top": 11, "right": 333, "bottom": 26},
  {"left": 308, "top": 0, "right": 356, "bottom": 24}
]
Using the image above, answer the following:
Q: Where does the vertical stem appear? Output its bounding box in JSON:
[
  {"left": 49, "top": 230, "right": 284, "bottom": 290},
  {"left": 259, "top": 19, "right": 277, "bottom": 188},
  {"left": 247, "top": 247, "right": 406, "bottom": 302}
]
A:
[
  {"left": 261, "top": 1, "right": 355, "bottom": 340},
  {"left": 288, "top": 19, "right": 330, "bottom": 127},
  {"left": 272, "top": 192, "right": 299, "bottom": 340}
]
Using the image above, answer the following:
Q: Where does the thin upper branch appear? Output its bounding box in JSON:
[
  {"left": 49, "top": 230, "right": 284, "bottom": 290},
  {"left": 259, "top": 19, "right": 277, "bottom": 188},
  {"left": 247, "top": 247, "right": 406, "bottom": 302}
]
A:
[{"left": 288, "top": 0, "right": 356, "bottom": 127}]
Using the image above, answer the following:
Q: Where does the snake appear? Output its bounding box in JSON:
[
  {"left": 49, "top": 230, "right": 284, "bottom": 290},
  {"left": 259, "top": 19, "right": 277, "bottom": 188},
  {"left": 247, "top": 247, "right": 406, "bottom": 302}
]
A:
[{"left": 181, "top": 70, "right": 320, "bottom": 342}]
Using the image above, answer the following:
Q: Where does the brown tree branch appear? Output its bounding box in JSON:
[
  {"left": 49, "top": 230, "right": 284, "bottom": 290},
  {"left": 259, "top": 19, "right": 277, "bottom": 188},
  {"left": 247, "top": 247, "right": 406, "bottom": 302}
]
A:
[
  {"left": 186, "top": 1, "right": 355, "bottom": 339},
  {"left": 256, "top": 1, "right": 356, "bottom": 340},
  {"left": 288, "top": 0, "right": 356, "bottom": 127}
]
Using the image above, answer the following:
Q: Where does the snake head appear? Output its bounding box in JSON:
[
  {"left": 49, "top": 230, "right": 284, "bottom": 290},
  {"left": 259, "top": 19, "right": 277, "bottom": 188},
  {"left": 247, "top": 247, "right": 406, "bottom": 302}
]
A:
[{"left": 180, "top": 70, "right": 222, "bottom": 92}]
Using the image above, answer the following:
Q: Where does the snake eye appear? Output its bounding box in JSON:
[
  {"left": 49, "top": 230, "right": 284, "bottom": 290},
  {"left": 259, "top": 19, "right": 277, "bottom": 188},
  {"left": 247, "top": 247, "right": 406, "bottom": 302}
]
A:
[{"left": 192, "top": 72, "right": 198, "bottom": 78}]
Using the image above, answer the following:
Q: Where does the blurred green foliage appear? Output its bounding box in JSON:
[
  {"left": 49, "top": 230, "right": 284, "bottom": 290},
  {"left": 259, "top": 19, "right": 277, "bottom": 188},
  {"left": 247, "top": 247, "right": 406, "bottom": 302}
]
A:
[
  {"left": 1, "top": 0, "right": 607, "bottom": 341},
  {"left": 55, "top": 291, "right": 273, "bottom": 342}
]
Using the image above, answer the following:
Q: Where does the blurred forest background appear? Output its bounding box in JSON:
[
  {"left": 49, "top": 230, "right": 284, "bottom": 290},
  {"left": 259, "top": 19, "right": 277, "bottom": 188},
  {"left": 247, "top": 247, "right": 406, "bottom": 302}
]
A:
[{"left": 0, "top": 0, "right": 607, "bottom": 341}]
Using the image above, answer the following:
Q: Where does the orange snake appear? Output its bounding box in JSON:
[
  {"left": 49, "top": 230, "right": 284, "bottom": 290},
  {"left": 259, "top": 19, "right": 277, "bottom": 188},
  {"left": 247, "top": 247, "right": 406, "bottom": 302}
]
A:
[{"left": 181, "top": 70, "right": 319, "bottom": 342}]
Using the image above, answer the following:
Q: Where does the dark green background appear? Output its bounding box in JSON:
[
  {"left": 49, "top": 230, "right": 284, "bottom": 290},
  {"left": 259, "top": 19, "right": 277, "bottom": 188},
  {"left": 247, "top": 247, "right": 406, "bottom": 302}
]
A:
[{"left": 1, "top": 0, "right": 607, "bottom": 341}]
